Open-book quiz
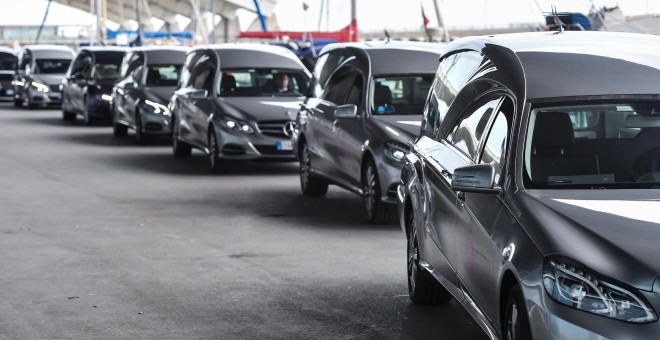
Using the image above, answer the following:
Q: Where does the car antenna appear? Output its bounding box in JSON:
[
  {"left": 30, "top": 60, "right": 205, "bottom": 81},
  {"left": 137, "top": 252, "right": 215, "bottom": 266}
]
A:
[
  {"left": 384, "top": 29, "right": 391, "bottom": 43},
  {"left": 551, "top": 5, "right": 565, "bottom": 34}
]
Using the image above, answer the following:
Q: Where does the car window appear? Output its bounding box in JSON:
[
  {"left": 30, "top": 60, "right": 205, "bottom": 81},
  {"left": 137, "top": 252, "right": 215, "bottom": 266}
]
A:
[
  {"left": 34, "top": 59, "right": 71, "bottom": 74},
  {"left": 422, "top": 51, "right": 484, "bottom": 138},
  {"left": 323, "top": 69, "right": 356, "bottom": 105},
  {"left": 309, "top": 52, "right": 347, "bottom": 98},
  {"left": 345, "top": 75, "right": 363, "bottom": 107},
  {"left": 446, "top": 97, "right": 501, "bottom": 160},
  {"left": 372, "top": 74, "right": 433, "bottom": 115},
  {"left": 480, "top": 99, "right": 513, "bottom": 185},
  {"left": 0, "top": 53, "right": 17, "bottom": 71},
  {"left": 145, "top": 65, "right": 181, "bottom": 87},
  {"left": 217, "top": 68, "right": 307, "bottom": 97},
  {"left": 524, "top": 101, "right": 660, "bottom": 188},
  {"left": 180, "top": 51, "right": 203, "bottom": 88}
]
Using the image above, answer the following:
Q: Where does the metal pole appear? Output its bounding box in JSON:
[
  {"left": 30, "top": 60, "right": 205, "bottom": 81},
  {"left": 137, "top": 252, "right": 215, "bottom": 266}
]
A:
[
  {"left": 90, "top": 0, "right": 95, "bottom": 45},
  {"left": 223, "top": 15, "right": 228, "bottom": 43},
  {"left": 35, "top": 0, "right": 53, "bottom": 44},
  {"left": 432, "top": 0, "right": 450, "bottom": 42},
  {"left": 135, "top": 0, "right": 142, "bottom": 46},
  {"left": 208, "top": 0, "right": 215, "bottom": 44}
]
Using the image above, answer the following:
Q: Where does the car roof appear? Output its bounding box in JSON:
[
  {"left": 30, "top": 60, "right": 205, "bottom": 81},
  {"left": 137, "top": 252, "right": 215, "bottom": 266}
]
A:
[
  {"left": 191, "top": 43, "right": 308, "bottom": 71},
  {"left": 80, "top": 46, "right": 128, "bottom": 54},
  {"left": 320, "top": 41, "right": 445, "bottom": 76},
  {"left": 133, "top": 47, "right": 188, "bottom": 65},
  {"left": 22, "top": 44, "right": 75, "bottom": 59},
  {"left": 449, "top": 31, "right": 660, "bottom": 100},
  {"left": 0, "top": 46, "right": 17, "bottom": 56}
]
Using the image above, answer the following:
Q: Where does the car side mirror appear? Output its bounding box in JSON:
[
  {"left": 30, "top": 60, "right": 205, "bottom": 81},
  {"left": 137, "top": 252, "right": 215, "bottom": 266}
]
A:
[
  {"left": 188, "top": 89, "right": 208, "bottom": 100},
  {"left": 451, "top": 164, "right": 500, "bottom": 194},
  {"left": 334, "top": 104, "right": 358, "bottom": 119}
]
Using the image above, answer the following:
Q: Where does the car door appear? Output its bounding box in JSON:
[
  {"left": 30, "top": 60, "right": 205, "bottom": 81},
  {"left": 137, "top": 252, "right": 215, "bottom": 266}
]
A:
[
  {"left": 125, "top": 54, "right": 145, "bottom": 126},
  {"left": 70, "top": 53, "right": 92, "bottom": 113},
  {"left": 453, "top": 98, "right": 513, "bottom": 321},
  {"left": 14, "top": 49, "right": 30, "bottom": 101},
  {"left": 312, "top": 67, "right": 357, "bottom": 180},
  {"left": 300, "top": 51, "right": 351, "bottom": 177},
  {"left": 180, "top": 52, "right": 216, "bottom": 148},
  {"left": 331, "top": 69, "right": 367, "bottom": 188},
  {"left": 114, "top": 52, "right": 135, "bottom": 123}
]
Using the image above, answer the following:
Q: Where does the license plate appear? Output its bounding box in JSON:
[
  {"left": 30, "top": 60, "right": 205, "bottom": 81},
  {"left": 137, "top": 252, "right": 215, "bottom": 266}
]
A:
[{"left": 276, "top": 140, "right": 292, "bottom": 151}]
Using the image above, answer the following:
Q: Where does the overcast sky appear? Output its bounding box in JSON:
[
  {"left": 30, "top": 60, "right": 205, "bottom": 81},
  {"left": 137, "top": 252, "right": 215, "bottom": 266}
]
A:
[{"left": 4, "top": 0, "right": 659, "bottom": 32}]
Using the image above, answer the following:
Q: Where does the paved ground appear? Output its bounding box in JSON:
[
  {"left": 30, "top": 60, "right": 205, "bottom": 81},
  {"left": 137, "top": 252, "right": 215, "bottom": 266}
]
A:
[{"left": 0, "top": 103, "right": 486, "bottom": 339}]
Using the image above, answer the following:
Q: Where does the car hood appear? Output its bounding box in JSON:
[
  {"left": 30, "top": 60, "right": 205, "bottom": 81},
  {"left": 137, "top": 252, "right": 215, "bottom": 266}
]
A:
[
  {"left": 32, "top": 74, "right": 66, "bottom": 86},
  {"left": 517, "top": 189, "right": 660, "bottom": 290},
  {"left": 214, "top": 96, "right": 303, "bottom": 122},
  {"left": 372, "top": 115, "right": 422, "bottom": 138},
  {"left": 143, "top": 86, "right": 176, "bottom": 104}
]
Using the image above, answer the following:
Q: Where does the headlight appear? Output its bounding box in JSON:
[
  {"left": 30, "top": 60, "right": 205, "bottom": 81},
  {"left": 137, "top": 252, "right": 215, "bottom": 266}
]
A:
[
  {"left": 30, "top": 81, "right": 49, "bottom": 93},
  {"left": 144, "top": 99, "right": 169, "bottom": 115},
  {"left": 100, "top": 94, "right": 113, "bottom": 102},
  {"left": 385, "top": 141, "right": 409, "bottom": 161},
  {"left": 222, "top": 117, "right": 253, "bottom": 134},
  {"left": 543, "top": 259, "right": 657, "bottom": 323}
]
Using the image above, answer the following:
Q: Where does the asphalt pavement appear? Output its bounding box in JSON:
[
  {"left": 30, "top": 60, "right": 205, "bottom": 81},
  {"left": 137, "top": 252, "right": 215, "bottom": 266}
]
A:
[{"left": 0, "top": 103, "right": 486, "bottom": 339}]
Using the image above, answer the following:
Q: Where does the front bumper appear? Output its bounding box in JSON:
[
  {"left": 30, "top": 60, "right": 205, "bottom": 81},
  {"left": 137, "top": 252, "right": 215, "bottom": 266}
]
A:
[
  {"left": 213, "top": 124, "right": 296, "bottom": 161},
  {"left": 378, "top": 156, "right": 405, "bottom": 205},
  {"left": 140, "top": 111, "right": 172, "bottom": 135},
  {"left": 28, "top": 90, "right": 63, "bottom": 106}
]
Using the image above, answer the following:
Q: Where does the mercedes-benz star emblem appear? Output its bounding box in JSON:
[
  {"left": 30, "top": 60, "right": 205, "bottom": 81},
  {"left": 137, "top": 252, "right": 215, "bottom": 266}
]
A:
[{"left": 283, "top": 121, "right": 295, "bottom": 137}]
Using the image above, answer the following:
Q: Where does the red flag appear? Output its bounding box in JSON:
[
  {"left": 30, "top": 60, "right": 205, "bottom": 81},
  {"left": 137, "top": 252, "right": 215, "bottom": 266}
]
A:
[
  {"left": 421, "top": 5, "right": 430, "bottom": 27},
  {"left": 302, "top": 2, "right": 309, "bottom": 11}
]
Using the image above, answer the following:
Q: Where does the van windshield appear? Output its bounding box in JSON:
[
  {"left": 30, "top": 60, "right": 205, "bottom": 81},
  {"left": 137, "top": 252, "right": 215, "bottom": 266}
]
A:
[
  {"left": 371, "top": 75, "right": 433, "bottom": 115},
  {"left": 524, "top": 101, "right": 660, "bottom": 189}
]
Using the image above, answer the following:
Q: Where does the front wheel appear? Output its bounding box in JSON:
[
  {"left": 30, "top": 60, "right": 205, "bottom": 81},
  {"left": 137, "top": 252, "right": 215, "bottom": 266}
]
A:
[
  {"left": 208, "top": 128, "right": 223, "bottom": 173},
  {"left": 299, "top": 142, "right": 328, "bottom": 196},
  {"left": 503, "top": 285, "right": 532, "bottom": 340},
  {"left": 13, "top": 98, "right": 22, "bottom": 107},
  {"left": 83, "top": 95, "right": 94, "bottom": 126},
  {"left": 172, "top": 117, "right": 192, "bottom": 158},
  {"left": 407, "top": 212, "right": 452, "bottom": 305},
  {"left": 362, "top": 159, "right": 395, "bottom": 224},
  {"left": 135, "top": 112, "right": 148, "bottom": 145}
]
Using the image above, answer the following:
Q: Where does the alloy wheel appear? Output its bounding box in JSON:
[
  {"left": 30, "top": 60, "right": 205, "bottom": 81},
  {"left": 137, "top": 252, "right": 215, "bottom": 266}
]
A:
[
  {"left": 209, "top": 131, "right": 218, "bottom": 169},
  {"left": 300, "top": 145, "right": 311, "bottom": 190},
  {"left": 363, "top": 164, "right": 377, "bottom": 219},
  {"left": 407, "top": 217, "right": 419, "bottom": 294}
]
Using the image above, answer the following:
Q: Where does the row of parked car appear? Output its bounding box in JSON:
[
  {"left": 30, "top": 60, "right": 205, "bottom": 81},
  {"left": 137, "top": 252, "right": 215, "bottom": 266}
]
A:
[{"left": 5, "top": 30, "right": 660, "bottom": 339}]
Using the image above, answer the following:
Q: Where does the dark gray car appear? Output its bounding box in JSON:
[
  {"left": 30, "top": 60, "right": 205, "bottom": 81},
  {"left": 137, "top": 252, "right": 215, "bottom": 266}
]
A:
[
  {"left": 61, "top": 47, "right": 126, "bottom": 125},
  {"left": 399, "top": 31, "right": 660, "bottom": 339},
  {"left": 292, "top": 42, "right": 443, "bottom": 224},
  {"left": 0, "top": 47, "right": 17, "bottom": 101},
  {"left": 112, "top": 46, "right": 187, "bottom": 144},
  {"left": 170, "top": 44, "right": 310, "bottom": 172},
  {"left": 13, "top": 45, "right": 74, "bottom": 108}
]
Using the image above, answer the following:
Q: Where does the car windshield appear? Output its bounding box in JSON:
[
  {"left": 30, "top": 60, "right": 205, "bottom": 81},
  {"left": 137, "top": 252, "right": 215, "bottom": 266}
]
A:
[
  {"left": 145, "top": 64, "right": 181, "bottom": 87},
  {"left": 371, "top": 75, "right": 434, "bottom": 115},
  {"left": 217, "top": 68, "right": 308, "bottom": 97},
  {"left": 34, "top": 59, "right": 70, "bottom": 74},
  {"left": 524, "top": 101, "right": 660, "bottom": 189},
  {"left": 91, "top": 63, "right": 120, "bottom": 80}
]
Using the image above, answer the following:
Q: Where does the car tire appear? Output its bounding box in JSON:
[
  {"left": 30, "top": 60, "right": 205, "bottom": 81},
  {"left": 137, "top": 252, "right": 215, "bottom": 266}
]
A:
[
  {"left": 362, "top": 159, "right": 395, "bottom": 224},
  {"left": 113, "top": 121, "right": 128, "bottom": 137},
  {"left": 503, "top": 285, "right": 532, "bottom": 340},
  {"left": 135, "top": 111, "right": 147, "bottom": 145},
  {"left": 13, "top": 98, "right": 22, "bottom": 107},
  {"left": 172, "top": 116, "right": 191, "bottom": 158},
  {"left": 407, "top": 212, "right": 452, "bottom": 305},
  {"left": 208, "top": 128, "right": 223, "bottom": 173},
  {"left": 299, "top": 142, "right": 328, "bottom": 196}
]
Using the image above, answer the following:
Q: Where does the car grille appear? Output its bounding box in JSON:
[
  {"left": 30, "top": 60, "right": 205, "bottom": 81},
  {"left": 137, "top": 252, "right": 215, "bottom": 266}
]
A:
[
  {"left": 254, "top": 145, "right": 294, "bottom": 155},
  {"left": 257, "top": 120, "right": 293, "bottom": 138},
  {"left": 222, "top": 144, "right": 246, "bottom": 156}
]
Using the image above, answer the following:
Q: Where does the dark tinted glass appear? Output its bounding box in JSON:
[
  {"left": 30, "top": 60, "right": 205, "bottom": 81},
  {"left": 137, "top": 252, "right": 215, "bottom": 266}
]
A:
[
  {"left": 145, "top": 65, "right": 181, "bottom": 87},
  {"left": 0, "top": 53, "right": 16, "bottom": 70},
  {"left": 34, "top": 59, "right": 71, "bottom": 74},
  {"left": 372, "top": 75, "right": 433, "bottom": 115}
]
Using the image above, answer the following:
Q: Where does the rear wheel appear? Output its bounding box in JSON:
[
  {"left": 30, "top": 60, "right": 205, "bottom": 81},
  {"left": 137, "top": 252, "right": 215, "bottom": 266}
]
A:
[
  {"left": 407, "top": 212, "right": 452, "bottom": 305},
  {"left": 299, "top": 142, "right": 328, "bottom": 196},
  {"left": 503, "top": 285, "right": 532, "bottom": 340},
  {"left": 362, "top": 159, "right": 396, "bottom": 224},
  {"left": 208, "top": 128, "right": 223, "bottom": 173},
  {"left": 135, "top": 111, "right": 148, "bottom": 145},
  {"left": 83, "top": 95, "right": 94, "bottom": 126},
  {"left": 172, "top": 116, "right": 191, "bottom": 158}
]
